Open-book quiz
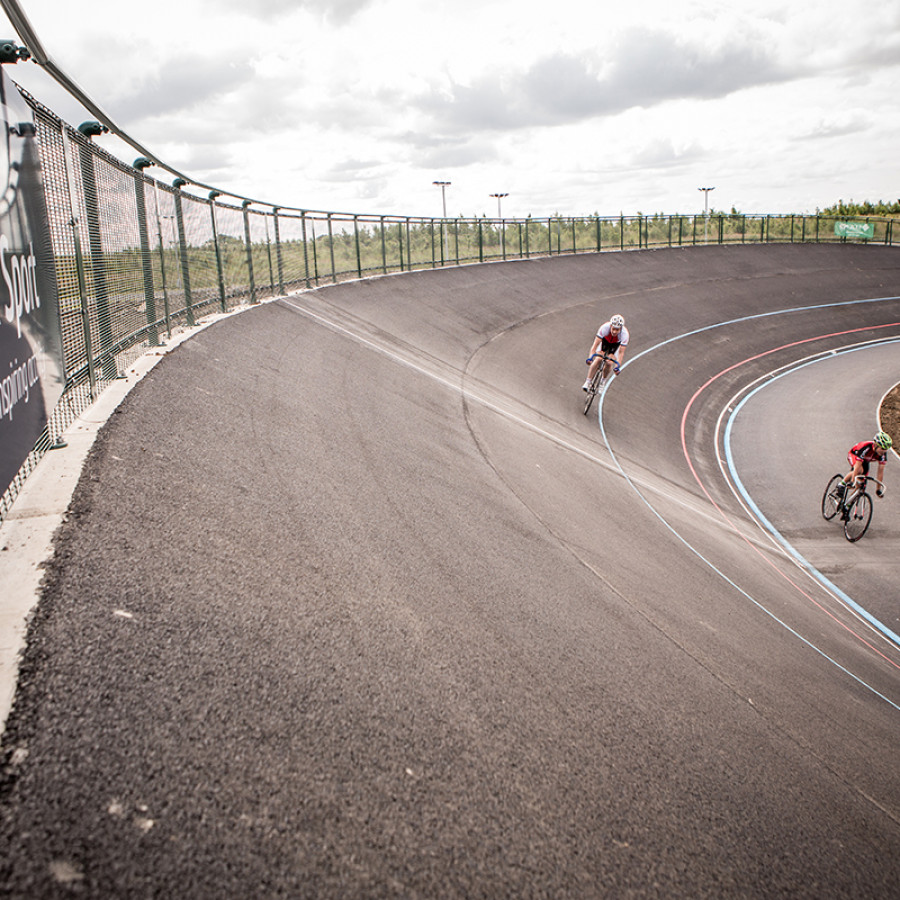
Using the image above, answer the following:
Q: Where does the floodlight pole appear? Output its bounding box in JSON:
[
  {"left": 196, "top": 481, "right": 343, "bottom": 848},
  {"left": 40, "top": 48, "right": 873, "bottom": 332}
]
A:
[
  {"left": 490, "top": 193, "right": 509, "bottom": 257},
  {"left": 698, "top": 186, "right": 715, "bottom": 243},
  {"left": 433, "top": 180, "right": 451, "bottom": 262},
  {"left": 433, "top": 180, "right": 450, "bottom": 217}
]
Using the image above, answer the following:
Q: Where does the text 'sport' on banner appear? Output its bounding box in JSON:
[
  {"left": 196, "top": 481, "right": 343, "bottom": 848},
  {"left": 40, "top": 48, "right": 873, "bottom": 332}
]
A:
[{"left": 0, "top": 67, "right": 64, "bottom": 499}]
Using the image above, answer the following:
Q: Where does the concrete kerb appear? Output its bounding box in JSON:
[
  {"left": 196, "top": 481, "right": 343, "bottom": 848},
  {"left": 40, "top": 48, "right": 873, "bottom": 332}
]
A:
[{"left": 0, "top": 299, "right": 278, "bottom": 744}]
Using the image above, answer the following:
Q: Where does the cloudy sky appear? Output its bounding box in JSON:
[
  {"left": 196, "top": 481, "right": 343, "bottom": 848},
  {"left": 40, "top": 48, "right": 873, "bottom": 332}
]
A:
[{"left": 1, "top": 0, "right": 898, "bottom": 219}]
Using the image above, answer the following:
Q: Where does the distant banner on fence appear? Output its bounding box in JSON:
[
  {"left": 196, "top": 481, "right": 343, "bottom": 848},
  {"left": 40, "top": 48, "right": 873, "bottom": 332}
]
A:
[
  {"left": 0, "top": 68, "right": 64, "bottom": 499},
  {"left": 834, "top": 220, "right": 875, "bottom": 240}
]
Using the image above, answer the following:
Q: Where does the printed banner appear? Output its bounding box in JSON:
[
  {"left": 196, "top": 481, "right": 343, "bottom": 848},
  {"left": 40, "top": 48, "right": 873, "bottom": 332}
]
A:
[
  {"left": 0, "top": 67, "right": 64, "bottom": 499},
  {"left": 834, "top": 220, "right": 875, "bottom": 240}
]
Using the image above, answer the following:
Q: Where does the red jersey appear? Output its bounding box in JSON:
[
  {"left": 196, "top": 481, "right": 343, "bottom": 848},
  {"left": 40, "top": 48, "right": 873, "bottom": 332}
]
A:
[{"left": 849, "top": 441, "right": 887, "bottom": 464}]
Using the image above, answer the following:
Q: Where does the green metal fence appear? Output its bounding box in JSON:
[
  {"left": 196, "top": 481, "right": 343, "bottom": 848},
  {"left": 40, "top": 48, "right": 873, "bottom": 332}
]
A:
[{"left": 1, "top": 82, "right": 897, "bottom": 522}]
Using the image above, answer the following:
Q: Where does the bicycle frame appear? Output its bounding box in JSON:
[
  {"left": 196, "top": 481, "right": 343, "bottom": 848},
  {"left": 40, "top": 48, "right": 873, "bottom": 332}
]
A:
[{"left": 844, "top": 475, "right": 884, "bottom": 508}]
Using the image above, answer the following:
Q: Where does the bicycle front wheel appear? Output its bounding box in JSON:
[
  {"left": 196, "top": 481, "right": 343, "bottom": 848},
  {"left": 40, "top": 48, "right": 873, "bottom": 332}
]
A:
[
  {"left": 844, "top": 492, "right": 873, "bottom": 542},
  {"left": 821, "top": 474, "right": 843, "bottom": 520},
  {"left": 582, "top": 371, "right": 601, "bottom": 415}
]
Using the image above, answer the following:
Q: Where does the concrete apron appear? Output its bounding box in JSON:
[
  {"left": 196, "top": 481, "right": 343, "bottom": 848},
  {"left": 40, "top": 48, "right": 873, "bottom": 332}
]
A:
[{"left": 0, "top": 302, "right": 268, "bottom": 742}]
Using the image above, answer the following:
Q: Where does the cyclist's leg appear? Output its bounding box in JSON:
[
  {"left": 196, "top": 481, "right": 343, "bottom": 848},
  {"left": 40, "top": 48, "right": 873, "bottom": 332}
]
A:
[
  {"left": 840, "top": 461, "right": 866, "bottom": 517},
  {"left": 840, "top": 458, "right": 865, "bottom": 493},
  {"left": 599, "top": 341, "right": 617, "bottom": 381},
  {"left": 583, "top": 353, "right": 602, "bottom": 389}
]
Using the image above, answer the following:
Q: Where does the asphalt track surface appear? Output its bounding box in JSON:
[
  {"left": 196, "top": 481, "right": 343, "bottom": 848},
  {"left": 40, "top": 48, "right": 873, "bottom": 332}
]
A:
[{"left": 2, "top": 244, "right": 900, "bottom": 897}]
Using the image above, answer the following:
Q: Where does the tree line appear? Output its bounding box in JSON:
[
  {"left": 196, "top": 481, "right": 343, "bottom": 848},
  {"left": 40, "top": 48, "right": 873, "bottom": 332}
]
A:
[{"left": 820, "top": 200, "right": 900, "bottom": 217}]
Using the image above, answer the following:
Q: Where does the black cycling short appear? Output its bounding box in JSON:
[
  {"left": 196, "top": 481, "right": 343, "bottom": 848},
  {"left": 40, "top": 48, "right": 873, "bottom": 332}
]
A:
[{"left": 600, "top": 338, "right": 620, "bottom": 355}]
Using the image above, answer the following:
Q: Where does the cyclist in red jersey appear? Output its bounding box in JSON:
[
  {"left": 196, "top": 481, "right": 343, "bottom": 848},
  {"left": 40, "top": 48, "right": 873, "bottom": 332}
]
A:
[{"left": 837, "top": 431, "right": 892, "bottom": 500}]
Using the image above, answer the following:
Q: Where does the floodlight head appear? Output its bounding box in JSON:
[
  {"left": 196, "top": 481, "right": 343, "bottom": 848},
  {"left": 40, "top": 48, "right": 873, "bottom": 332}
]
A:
[
  {"left": 133, "top": 157, "right": 152, "bottom": 170},
  {"left": 0, "top": 41, "right": 30, "bottom": 64},
  {"left": 77, "top": 120, "right": 106, "bottom": 138}
]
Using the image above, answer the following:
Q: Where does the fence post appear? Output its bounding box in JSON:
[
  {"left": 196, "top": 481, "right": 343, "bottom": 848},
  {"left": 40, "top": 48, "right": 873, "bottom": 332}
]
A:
[
  {"left": 75, "top": 127, "right": 117, "bottom": 377},
  {"left": 151, "top": 183, "right": 172, "bottom": 340},
  {"left": 325, "top": 213, "right": 336, "bottom": 283},
  {"left": 380, "top": 216, "right": 387, "bottom": 274},
  {"left": 354, "top": 215, "right": 362, "bottom": 277},
  {"left": 132, "top": 160, "right": 159, "bottom": 345},
  {"left": 309, "top": 217, "right": 320, "bottom": 285},
  {"left": 272, "top": 207, "right": 284, "bottom": 294},
  {"left": 301, "top": 212, "right": 311, "bottom": 288},
  {"left": 263, "top": 215, "right": 275, "bottom": 294},
  {"left": 61, "top": 129, "right": 96, "bottom": 396},
  {"left": 241, "top": 201, "right": 258, "bottom": 303},
  {"left": 405, "top": 218, "right": 412, "bottom": 270},
  {"left": 172, "top": 179, "right": 195, "bottom": 326},
  {"left": 208, "top": 191, "right": 227, "bottom": 312}
]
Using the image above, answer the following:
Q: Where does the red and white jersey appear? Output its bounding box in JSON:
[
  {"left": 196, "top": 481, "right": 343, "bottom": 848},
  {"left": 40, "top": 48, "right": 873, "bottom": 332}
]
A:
[{"left": 597, "top": 321, "right": 629, "bottom": 346}]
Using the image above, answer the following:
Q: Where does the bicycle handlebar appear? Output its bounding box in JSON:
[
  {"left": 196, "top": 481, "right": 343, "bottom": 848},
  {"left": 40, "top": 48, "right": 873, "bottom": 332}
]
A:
[
  {"left": 853, "top": 475, "right": 886, "bottom": 494},
  {"left": 586, "top": 351, "right": 620, "bottom": 371}
]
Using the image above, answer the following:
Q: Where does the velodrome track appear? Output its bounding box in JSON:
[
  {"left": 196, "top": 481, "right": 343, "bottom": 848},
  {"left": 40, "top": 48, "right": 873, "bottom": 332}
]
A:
[{"left": 2, "top": 243, "right": 900, "bottom": 896}]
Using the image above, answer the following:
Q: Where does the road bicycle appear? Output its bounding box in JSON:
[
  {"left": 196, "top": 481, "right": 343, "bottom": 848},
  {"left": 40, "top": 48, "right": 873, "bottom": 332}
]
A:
[
  {"left": 821, "top": 473, "right": 885, "bottom": 542},
  {"left": 582, "top": 350, "right": 618, "bottom": 415}
]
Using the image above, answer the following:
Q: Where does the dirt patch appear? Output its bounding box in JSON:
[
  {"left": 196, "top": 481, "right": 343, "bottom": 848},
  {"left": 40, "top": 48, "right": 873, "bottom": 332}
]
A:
[{"left": 880, "top": 383, "right": 900, "bottom": 447}]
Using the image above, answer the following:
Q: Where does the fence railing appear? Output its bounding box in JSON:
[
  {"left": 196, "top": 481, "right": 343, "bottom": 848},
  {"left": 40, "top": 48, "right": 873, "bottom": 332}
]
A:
[{"left": 1, "top": 81, "right": 897, "bottom": 522}]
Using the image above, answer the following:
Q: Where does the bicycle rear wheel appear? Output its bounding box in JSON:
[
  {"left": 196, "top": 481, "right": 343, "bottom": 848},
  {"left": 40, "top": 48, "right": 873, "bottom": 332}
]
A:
[
  {"left": 843, "top": 492, "right": 873, "bottom": 542},
  {"left": 821, "top": 474, "right": 843, "bottom": 520}
]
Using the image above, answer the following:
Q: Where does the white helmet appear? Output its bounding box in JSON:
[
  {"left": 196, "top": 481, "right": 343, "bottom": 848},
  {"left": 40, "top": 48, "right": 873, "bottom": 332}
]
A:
[{"left": 610, "top": 314, "right": 625, "bottom": 329}]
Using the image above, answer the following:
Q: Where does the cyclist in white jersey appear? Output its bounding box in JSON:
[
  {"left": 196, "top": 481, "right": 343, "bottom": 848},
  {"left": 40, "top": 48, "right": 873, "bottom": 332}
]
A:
[{"left": 583, "top": 314, "right": 629, "bottom": 391}]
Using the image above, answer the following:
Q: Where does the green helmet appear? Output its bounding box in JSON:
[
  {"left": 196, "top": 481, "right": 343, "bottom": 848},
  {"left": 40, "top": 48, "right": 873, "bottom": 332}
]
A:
[{"left": 874, "top": 431, "right": 893, "bottom": 450}]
